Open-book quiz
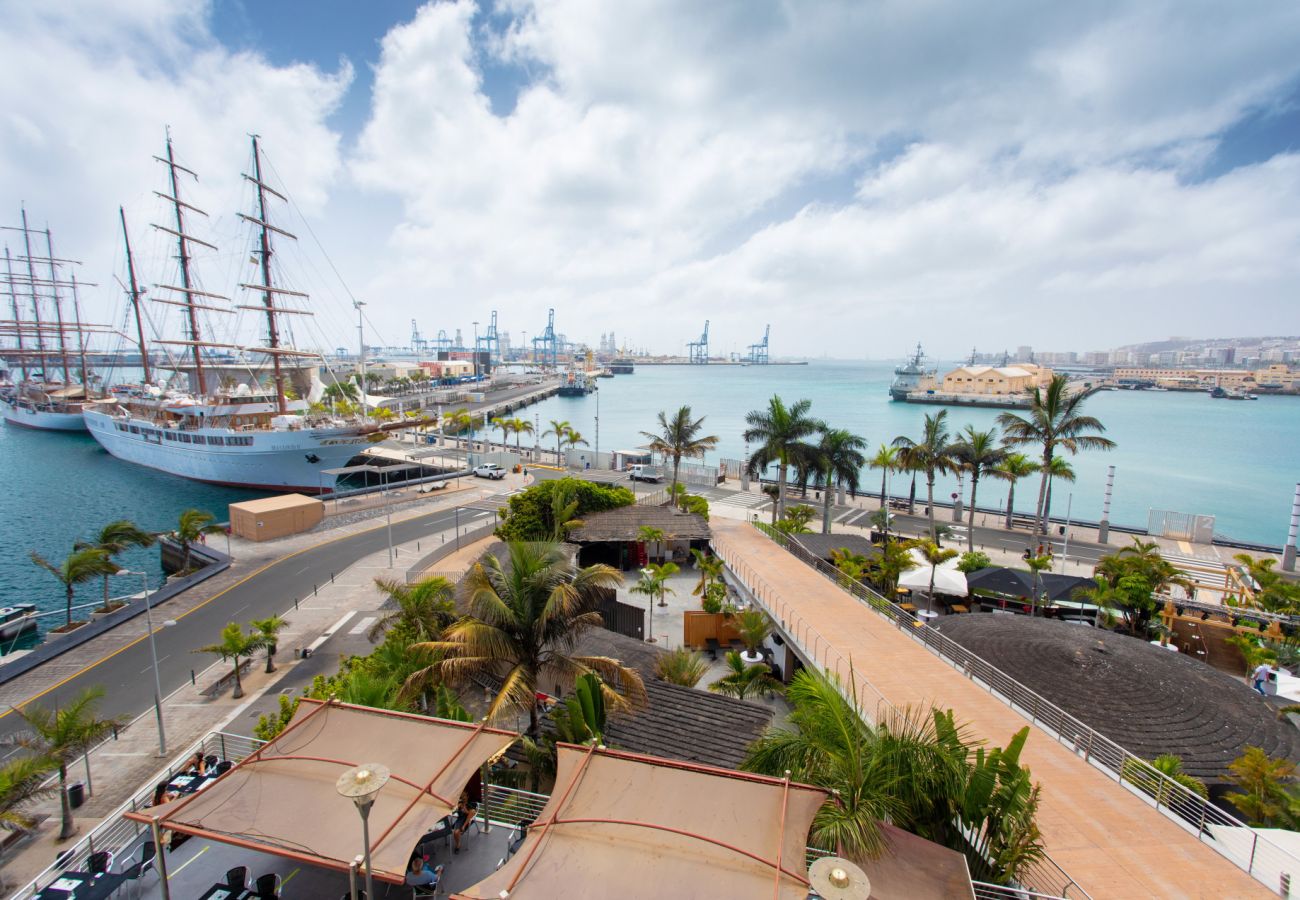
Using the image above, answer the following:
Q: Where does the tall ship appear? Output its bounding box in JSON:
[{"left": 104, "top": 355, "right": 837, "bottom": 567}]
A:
[
  {"left": 1, "top": 209, "right": 108, "bottom": 431},
  {"left": 888, "top": 343, "right": 937, "bottom": 401},
  {"left": 83, "top": 135, "right": 414, "bottom": 492}
]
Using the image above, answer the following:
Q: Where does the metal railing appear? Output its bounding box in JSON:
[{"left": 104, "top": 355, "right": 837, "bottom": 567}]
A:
[
  {"left": 637, "top": 488, "right": 669, "bottom": 506},
  {"left": 736, "top": 523, "right": 1300, "bottom": 896}
]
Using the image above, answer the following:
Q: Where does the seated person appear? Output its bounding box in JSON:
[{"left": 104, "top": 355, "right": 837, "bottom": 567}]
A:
[
  {"left": 452, "top": 790, "right": 479, "bottom": 853},
  {"left": 404, "top": 855, "right": 443, "bottom": 887},
  {"left": 186, "top": 752, "right": 207, "bottom": 776}
]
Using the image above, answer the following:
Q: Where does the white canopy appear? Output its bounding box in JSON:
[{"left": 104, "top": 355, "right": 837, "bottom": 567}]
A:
[{"left": 900, "top": 548, "right": 968, "bottom": 597}]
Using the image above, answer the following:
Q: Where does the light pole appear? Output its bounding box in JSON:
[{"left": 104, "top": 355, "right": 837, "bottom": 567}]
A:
[
  {"left": 116, "top": 569, "right": 172, "bottom": 756},
  {"left": 640, "top": 568, "right": 655, "bottom": 643},
  {"left": 337, "top": 762, "right": 390, "bottom": 900},
  {"left": 472, "top": 320, "right": 479, "bottom": 381},
  {"left": 354, "top": 300, "right": 368, "bottom": 420}
]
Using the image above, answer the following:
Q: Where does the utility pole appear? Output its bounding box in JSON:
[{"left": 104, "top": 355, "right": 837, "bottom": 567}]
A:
[{"left": 355, "top": 300, "right": 367, "bottom": 418}]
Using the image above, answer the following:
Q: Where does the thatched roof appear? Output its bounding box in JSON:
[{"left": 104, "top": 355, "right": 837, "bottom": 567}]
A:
[{"left": 566, "top": 505, "right": 711, "bottom": 543}]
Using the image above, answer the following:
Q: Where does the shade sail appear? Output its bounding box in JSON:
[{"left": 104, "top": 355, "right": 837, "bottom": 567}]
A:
[
  {"left": 899, "top": 548, "right": 968, "bottom": 597},
  {"left": 965, "top": 567, "right": 1095, "bottom": 602},
  {"left": 460, "top": 744, "right": 828, "bottom": 900},
  {"left": 125, "top": 699, "right": 516, "bottom": 883}
]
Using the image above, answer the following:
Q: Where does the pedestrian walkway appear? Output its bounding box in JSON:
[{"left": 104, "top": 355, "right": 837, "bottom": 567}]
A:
[{"left": 710, "top": 518, "right": 1268, "bottom": 899}]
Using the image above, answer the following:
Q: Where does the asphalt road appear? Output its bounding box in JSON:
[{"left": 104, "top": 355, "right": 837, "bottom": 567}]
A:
[
  {"left": 0, "top": 503, "right": 496, "bottom": 748},
  {"left": 872, "top": 509, "right": 1110, "bottom": 564}
]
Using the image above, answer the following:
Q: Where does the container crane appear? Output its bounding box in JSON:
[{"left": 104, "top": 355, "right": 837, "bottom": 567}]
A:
[
  {"left": 688, "top": 319, "right": 710, "bottom": 364},
  {"left": 532, "top": 307, "right": 558, "bottom": 367},
  {"left": 747, "top": 324, "right": 770, "bottom": 364}
]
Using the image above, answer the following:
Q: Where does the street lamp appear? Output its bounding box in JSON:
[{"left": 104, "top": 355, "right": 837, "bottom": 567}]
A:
[
  {"left": 337, "top": 762, "right": 390, "bottom": 900},
  {"left": 115, "top": 569, "right": 174, "bottom": 756},
  {"left": 640, "top": 567, "right": 656, "bottom": 643}
]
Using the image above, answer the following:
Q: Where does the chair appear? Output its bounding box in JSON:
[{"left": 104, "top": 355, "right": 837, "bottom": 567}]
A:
[
  {"left": 121, "top": 841, "right": 157, "bottom": 897},
  {"left": 226, "top": 865, "right": 251, "bottom": 892},
  {"left": 204, "top": 754, "right": 219, "bottom": 770},
  {"left": 412, "top": 864, "right": 444, "bottom": 897},
  {"left": 495, "top": 820, "right": 530, "bottom": 869},
  {"left": 705, "top": 637, "right": 720, "bottom": 660},
  {"left": 255, "top": 872, "right": 282, "bottom": 899},
  {"left": 88, "top": 849, "right": 114, "bottom": 876},
  {"left": 214, "top": 759, "right": 234, "bottom": 775}
]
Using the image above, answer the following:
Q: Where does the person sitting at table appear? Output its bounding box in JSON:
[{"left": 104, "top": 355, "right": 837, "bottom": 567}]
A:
[
  {"left": 452, "top": 790, "right": 478, "bottom": 854},
  {"left": 404, "top": 855, "right": 443, "bottom": 887},
  {"left": 150, "top": 782, "right": 179, "bottom": 850},
  {"left": 186, "top": 752, "right": 207, "bottom": 776}
]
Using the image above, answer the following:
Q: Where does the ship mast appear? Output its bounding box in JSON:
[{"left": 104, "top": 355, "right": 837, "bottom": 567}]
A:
[
  {"left": 119, "top": 208, "right": 152, "bottom": 385},
  {"left": 18, "top": 209, "right": 49, "bottom": 377},
  {"left": 237, "top": 135, "right": 313, "bottom": 417},
  {"left": 69, "top": 273, "right": 90, "bottom": 391},
  {"left": 43, "top": 227, "right": 74, "bottom": 386},
  {"left": 2, "top": 248, "right": 28, "bottom": 382}
]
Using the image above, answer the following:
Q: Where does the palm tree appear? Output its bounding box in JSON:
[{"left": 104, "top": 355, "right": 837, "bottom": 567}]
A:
[
  {"left": 812, "top": 428, "right": 868, "bottom": 534},
  {"left": 733, "top": 608, "right": 773, "bottom": 660},
  {"left": 0, "top": 754, "right": 55, "bottom": 834},
  {"left": 490, "top": 416, "right": 513, "bottom": 450},
  {"left": 29, "top": 548, "right": 119, "bottom": 629},
  {"left": 638, "top": 526, "right": 666, "bottom": 564},
  {"left": 1071, "top": 574, "right": 1122, "bottom": 628},
  {"left": 194, "top": 622, "right": 267, "bottom": 699},
  {"left": 869, "top": 444, "right": 899, "bottom": 539},
  {"left": 422, "top": 542, "right": 645, "bottom": 736},
  {"left": 655, "top": 647, "right": 709, "bottom": 687},
  {"left": 1041, "top": 455, "right": 1075, "bottom": 527},
  {"left": 368, "top": 575, "right": 456, "bottom": 642},
  {"left": 916, "top": 540, "right": 959, "bottom": 615},
  {"left": 1024, "top": 554, "right": 1053, "bottom": 617},
  {"left": 251, "top": 615, "right": 288, "bottom": 673},
  {"left": 172, "top": 508, "right": 225, "bottom": 571},
  {"left": 512, "top": 417, "right": 535, "bottom": 453},
  {"left": 639, "top": 406, "right": 719, "bottom": 500},
  {"left": 563, "top": 429, "right": 590, "bottom": 456},
  {"left": 645, "top": 561, "right": 679, "bottom": 606},
  {"left": 990, "top": 452, "right": 1039, "bottom": 530},
  {"left": 997, "top": 375, "right": 1115, "bottom": 535},
  {"left": 709, "top": 651, "right": 783, "bottom": 699},
  {"left": 1121, "top": 753, "right": 1208, "bottom": 806},
  {"left": 689, "top": 549, "right": 724, "bottom": 598},
  {"left": 744, "top": 396, "right": 824, "bottom": 523},
  {"left": 75, "top": 519, "right": 157, "bottom": 610},
  {"left": 868, "top": 539, "right": 919, "bottom": 597},
  {"left": 951, "top": 427, "right": 1005, "bottom": 553},
  {"left": 14, "top": 688, "right": 124, "bottom": 839},
  {"left": 542, "top": 419, "right": 571, "bottom": 462},
  {"left": 892, "top": 410, "right": 956, "bottom": 542}
]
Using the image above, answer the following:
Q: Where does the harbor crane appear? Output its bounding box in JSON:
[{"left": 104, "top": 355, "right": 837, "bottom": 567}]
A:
[
  {"left": 688, "top": 319, "right": 710, "bottom": 364},
  {"left": 432, "top": 329, "right": 452, "bottom": 353},
  {"left": 476, "top": 309, "right": 500, "bottom": 366},
  {"left": 747, "top": 324, "right": 770, "bottom": 364},
  {"left": 410, "top": 319, "right": 427, "bottom": 353},
  {"left": 532, "top": 307, "right": 558, "bottom": 367}
]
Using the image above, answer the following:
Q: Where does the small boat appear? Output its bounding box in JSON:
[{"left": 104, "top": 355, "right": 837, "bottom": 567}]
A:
[{"left": 0, "top": 604, "right": 38, "bottom": 642}]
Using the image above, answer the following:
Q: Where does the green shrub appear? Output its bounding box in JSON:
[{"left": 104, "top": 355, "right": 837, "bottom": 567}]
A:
[
  {"left": 495, "top": 477, "right": 634, "bottom": 541},
  {"left": 957, "top": 551, "right": 991, "bottom": 573}
]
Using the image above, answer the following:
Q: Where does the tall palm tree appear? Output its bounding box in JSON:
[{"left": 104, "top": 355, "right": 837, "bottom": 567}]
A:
[
  {"left": 744, "top": 396, "right": 824, "bottom": 523},
  {"left": 813, "top": 428, "right": 868, "bottom": 534},
  {"left": 251, "top": 615, "right": 288, "bottom": 673},
  {"left": 639, "top": 406, "right": 719, "bottom": 499},
  {"left": 869, "top": 444, "right": 899, "bottom": 537},
  {"left": 644, "top": 561, "right": 679, "bottom": 606},
  {"left": 917, "top": 540, "right": 959, "bottom": 614},
  {"left": 194, "top": 622, "right": 267, "bottom": 699},
  {"left": 1024, "top": 554, "right": 1053, "bottom": 617},
  {"left": 490, "top": 416, "right": 513, "bottom": 450},
  {"left": 997, "top": 375, "right": 1115, "bottom": 535},
  {"left": 15, "top": 688, "right": 124, "bottom": 839},
  {"left": 1041, "top": 455, "right": 1076, "bottom": 528},
  {"left": 30, "top": 547, "right": 119, "bottom": 628},
  {"left": 892, "top": 410, "right": 956, "bottom": 542},
  {"left": 563, "top": 429, "right": 590, "bottom": 455},
  {"left": 868, "top": 539, "right": 920, "bottom": 597},
  {"left": 422, "top": 542, "right": 645, "bottom": 736},
  {"left": 0, "top": 754, "right": 55, "bottom": 834},
  {"left": 172, "top": 508, "right": 225, "bottom": 571},
  {"left": 689, "top": 549, "right": 724, "bottom": 597},
  {"left": 76, "top": 519, "right": 157, "bottom": 609},
  {"left": 512, "top": 417, "right": 535, "bottom": 453},
  {"left": 542, "top": 419, "right": 571, "bottom": 462},
  {"left": 444, "top": 408, "right": 482, "bottom": 461},
  {"left": 368, "top": 575, "right": 457, "bottom": 642},
  {"left": 989, "top": 452, "right": 1039, "bottom": 530},
  {"left": 951, "top": 427, "right": 1005, "bottom": 553}
]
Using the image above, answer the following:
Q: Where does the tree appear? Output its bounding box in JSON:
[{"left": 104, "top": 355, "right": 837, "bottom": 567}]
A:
[
  {"left": 542, "top": 419, "right": 571, "bottom": 461},
  {"left": 1071, "top": 574, "right": 1123, "bottom": 628},
  {"left": 951, "top": 427, "right": 1005, "bottom": 552},
  {"left": 997, "top": 375, "right": 1115, "bottom": 535},
  {"left": 75, "top": 519, "right": 157, "bottom": 610},
  {"left": 744, "top": 396, "right": 824, "bottom": 523},
  {"left": 323, "top": 380, "right": 358, "bottom": 404},
  {"left": 490, "top": 416, "right": 513, "bottom": 449},
  {"left": 916, "top": 540, "right": 959, "bottom": 615},
  {"left": 29, "top": 547, "right": 119, "bottom": 629},
  {"left": 893, "top": 411, "right": 956, "bottom": 543},
  {"left": 368, "top": 576, "right": 457, "bottom": 642},
  {"left": 830, "top": 547, "right": 871, "bottom": 588},
  {"left": 371, "top": 406, "right": 396, "bottom": 423},
  {"left": 812, "top": 428, "right": 868, "bottom": 534},
  {"left": 512, "top": 417, "right": 535, "bottom": 453},
  {"left": 637, "top": 525, "right": 666, "bottom": 564},
  {"left": 1093, "top": 539, "right": 1194, "bottom": 634},
  {"left": 775, "top": 504, "right": 816, "bottom": 535},
  {"left": 194, "top": 622, "right": 267, "bottom": 699},
  {"left": 422, "top": 542, "right": 645, "bottom": 736},
  {"left": 14, "top": 688, "right": 124, "bottom": 840},
  {"left": 957, "top": 551, "right": 991, "bottom": 574},
  {"left": 563, "top": 429, "right": 590, "bottom": 454},
  {"left": 869, "top": 445, "right": 900, "bottom": 540},
  {"left": 0, "top": 754, "right": 56, "bottom": 834},
  {"left": 733, "top": 608, "right": 773, "bottom": 658},
  {"left": 869, "top": 539, "right": 920, "bottom": 597},
  {"left": 551, "top": 672, "right": 608, "bottom": 745},
  {"left": 644, "top": 561, "right": 679, "bottom": 606},
  {"left": 1233, "top": 554, "right": 1300, "bottom": 614},
  {"left": 1121, "top": 754, "right": 1208, "bottom": 806},
  {"left": 690, "top": 549, "right": 724, "bottom": 598},
  {"left": 251, "top": 615, "right": 288, "bottom": 673},
  {"left": 1024, "top": 554, "right": 1053, "bottom": 617},
  {"left": 1041, "top": 455, "right": 1076, "bottom": 526},
  {"left": 640, "top": 406, "right": 719, "bottom": 500},
  {"left": 496, "top": 478, "right": 634, "bottom": 542},
  {"left": 710, "top": 651, "right": 783, "bottom": 699},
  {"left": 1226, "top": 747, "right": 1297, "bottom": 827},
  {"left": 655, "top": 647, "right": 709, "bottom": 687},
  {"left": 990, "top": 452, "right": 1039, "bottom": 530},
  {"left": 171, "top": 508, "right": 225, "bottom": 571}
]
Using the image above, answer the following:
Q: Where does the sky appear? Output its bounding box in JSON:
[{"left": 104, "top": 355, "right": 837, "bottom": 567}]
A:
[{"left": 2, "top": 0, "right": 1299, "bottom": 361}]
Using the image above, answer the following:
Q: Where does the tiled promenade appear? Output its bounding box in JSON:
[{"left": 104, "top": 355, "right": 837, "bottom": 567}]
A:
[{"left": 712, "top": 518, "right": 1268, "bottom": 899}]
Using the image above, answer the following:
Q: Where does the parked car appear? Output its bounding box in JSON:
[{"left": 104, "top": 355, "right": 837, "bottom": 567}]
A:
[
  {"left": 628, "top": 464, "right": 664, "bottom": 483},
  {"left": 473, "top": 463, "right": 506, "bottom": 480}
]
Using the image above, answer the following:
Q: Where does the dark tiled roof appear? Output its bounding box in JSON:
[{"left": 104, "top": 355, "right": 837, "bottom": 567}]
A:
[
  {"left": 567, "top": 505, "right": 711, "bottom": 543},
  {"left": 933, "top": 614, "right": 1300, "bottom": 781},
  {"left": 791, "top": 532, "right": 880, "bottom": 562},
  {"left": 606, "top": 679, "right": 774, "bottom": 770}
]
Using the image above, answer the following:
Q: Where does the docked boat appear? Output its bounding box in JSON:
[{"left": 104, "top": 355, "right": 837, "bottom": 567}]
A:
[
  {"left": 0, "top": 603, "right": 38, "bottom": 642},
  {"left": 557, "top": 368, "right": 596, "bottom": 396},
  {"left": 84, "top": 136, "right": 419, "bottom": 492},
  {"left": 889, "top": 343, "right": 938, "bottom": 401}
]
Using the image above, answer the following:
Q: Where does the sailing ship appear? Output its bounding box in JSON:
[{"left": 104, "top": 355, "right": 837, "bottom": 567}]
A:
[
  {"left": 84, "top": 135, "right": 414, "bottom": 492},
  {"left": 0, "top": 209, "right": 107, "bottom": 431}
]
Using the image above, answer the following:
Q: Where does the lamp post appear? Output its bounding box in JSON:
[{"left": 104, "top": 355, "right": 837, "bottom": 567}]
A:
[
  {"left": 337, "top": 762, "right": 390, "bottom": 900},
  {"left": 115, "top": 569, "right": 172, "bottom": 756},
  {"left": 640, "top": 567, "right": 655, "bottom": 643},
  {"left": 354, "top": 300, "right": 368, "bottom": 420}
]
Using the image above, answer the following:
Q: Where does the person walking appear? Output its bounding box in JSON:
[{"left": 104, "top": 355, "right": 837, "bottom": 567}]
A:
[{"left": 1253, "top": 662, "right": 1273, "bottom": 697}]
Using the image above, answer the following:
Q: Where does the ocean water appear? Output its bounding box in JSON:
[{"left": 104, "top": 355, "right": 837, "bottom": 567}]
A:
[{"left": 517, "top": 360, "right": 1299, "bottom": 547}]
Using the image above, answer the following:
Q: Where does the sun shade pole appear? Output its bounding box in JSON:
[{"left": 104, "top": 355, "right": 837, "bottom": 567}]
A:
[
  {"left": 150, "top": 816, "right": 172, "bottom": 900},
  {"left": 773, "top": 771, "right": 792, "bottom": 900}
]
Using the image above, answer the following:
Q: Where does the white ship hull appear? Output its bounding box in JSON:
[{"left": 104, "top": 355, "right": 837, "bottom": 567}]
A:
[
  {"left": 83, "top": 408, "right": 370, "bottom": 491},
  {"left": 1, "top": 398, "right": 87, "bottom": 431}
]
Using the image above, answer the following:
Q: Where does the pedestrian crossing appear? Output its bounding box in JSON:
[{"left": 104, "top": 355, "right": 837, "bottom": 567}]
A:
[
  {"left": 1163, "top": 552, "right": 1231, "bottom": 589},
  {"left": 695, "top": 488, "right": 771, "bottom": 511}
]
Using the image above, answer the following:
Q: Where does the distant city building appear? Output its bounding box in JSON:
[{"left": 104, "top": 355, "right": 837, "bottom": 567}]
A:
[{"left": 1113, "top": 363, "right": 1297, "bottom": 393}]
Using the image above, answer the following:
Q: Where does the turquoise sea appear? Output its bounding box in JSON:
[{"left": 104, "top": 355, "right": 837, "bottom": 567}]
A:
[{"left": 2, "top": 360, "right": 1296, "bottom": 621}]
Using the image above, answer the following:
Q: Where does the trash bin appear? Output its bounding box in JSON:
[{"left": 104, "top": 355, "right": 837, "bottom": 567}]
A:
[{"left": 67, "top": 782, "right": 86, "bottom": 809}]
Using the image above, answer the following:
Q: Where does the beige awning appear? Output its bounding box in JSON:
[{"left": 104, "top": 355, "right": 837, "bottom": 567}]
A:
[
  {"left": 125, "top": 699, "right": 516, "bottom": 883},
  {"left": 459, "top": 744, "right": 828, "bottom": 900}
]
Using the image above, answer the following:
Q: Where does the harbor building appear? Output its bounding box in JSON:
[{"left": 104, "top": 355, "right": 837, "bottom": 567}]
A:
[
  {"left": 1114, "top": 363, "right": 1298, "bottom": 393},
  {"left": 938, "top": 362, "right": 1055, "bottom": 397}
]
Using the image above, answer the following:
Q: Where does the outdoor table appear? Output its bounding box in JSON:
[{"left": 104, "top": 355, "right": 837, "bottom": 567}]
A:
[
  {"left": 899, "top": 603, "right": 918, "bottom": 613},
  {"left": 916, "top": 610, "right": 939, "bottom": 623},
  {"left": 36, "top": 871, "right": 127, "bottom": 900},
  {"left": 197, "top": 883, "right": 249, "bottom": 900},
  {"left": 950, "top": 604, "right": 969, "bottom": 614}
]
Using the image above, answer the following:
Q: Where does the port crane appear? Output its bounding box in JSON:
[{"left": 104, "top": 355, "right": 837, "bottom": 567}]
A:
[
  {"left": 410, "top": 319, "right": 427, "bottom": 353},
  {"left": 476, "top": 309, "right": 500, "bottom": 366},
  {"left": 688, "top": 319, "right": 710, "bottom": 364},
  {"left": 747, "top": 324, "right": 770, "bottom": 364},
  {"left": 532, "top": 308, "right": 558, "bottom": 367},
  {"left": 432, "top": 329, "right": 452, "bottom": 353}
]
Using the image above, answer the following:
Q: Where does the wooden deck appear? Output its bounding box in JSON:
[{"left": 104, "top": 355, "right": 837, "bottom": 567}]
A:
[{"left": 712, "top": 519, "right": 1268, "bottom": 899}]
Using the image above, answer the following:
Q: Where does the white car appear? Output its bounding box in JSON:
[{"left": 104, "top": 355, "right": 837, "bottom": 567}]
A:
[{"left": 473, "top": 463, "right": 506, "bottom": 480}]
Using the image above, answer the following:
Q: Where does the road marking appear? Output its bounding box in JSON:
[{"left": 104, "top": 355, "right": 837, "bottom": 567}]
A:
[
  {"left": 1178, "top": 540, "right": 1193, "bottom": 554},
  {"left": 140, "top": 654, "right": 170, "bottom": 674},
  {"left": 349, "top": 616, "right": 376, "bottom": 636},
  {"left": 169, "top": 844, "right": 209, "bottom": 876},
  {"left": 307, "top": 611, "right": 358, "bottom": 653}
]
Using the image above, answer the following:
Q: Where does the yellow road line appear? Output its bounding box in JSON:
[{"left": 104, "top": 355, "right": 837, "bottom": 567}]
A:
[
  {"left": 281, "top": 867, "right": 302, "bottom": 887},
  {"left": 1178, "top": 540, "right": 1193, "bottom": 554},
  {"left": 0, "top": 509, "right": 440, "bottom": 719},
  {"left": 168, "top": 844, "right": 209, "bottom": 876}
]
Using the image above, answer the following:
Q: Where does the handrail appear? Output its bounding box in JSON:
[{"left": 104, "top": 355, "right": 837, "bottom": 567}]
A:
[{"left": 736, "top": 522, "right": 1300, "bottom": 895}]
